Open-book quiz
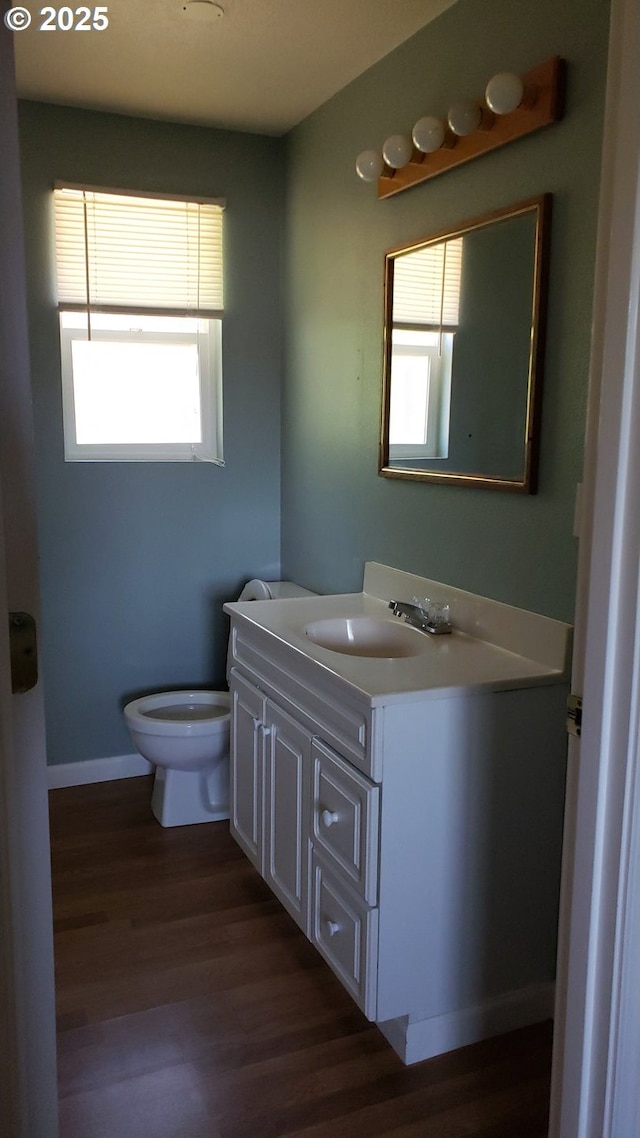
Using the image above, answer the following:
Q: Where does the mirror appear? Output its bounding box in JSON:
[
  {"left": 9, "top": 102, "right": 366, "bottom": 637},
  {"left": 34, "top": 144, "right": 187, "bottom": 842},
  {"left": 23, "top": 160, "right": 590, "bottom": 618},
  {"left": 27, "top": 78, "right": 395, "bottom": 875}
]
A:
[{"left": 379, "top": 195, "right": 550, "bottom": 492}]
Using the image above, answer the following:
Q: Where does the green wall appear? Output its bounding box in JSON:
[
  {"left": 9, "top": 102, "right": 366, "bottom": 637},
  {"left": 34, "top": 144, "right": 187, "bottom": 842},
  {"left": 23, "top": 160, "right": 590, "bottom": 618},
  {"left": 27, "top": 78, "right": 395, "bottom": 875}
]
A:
[
  {"left": 18, "top": 0, "right": 610, "bottom": 767},
  {"left": 282, "top": 0, "right": 610, "bottom": 622},
  {"left": 18, "top": 104, "right": 284, "bottom": 765}
]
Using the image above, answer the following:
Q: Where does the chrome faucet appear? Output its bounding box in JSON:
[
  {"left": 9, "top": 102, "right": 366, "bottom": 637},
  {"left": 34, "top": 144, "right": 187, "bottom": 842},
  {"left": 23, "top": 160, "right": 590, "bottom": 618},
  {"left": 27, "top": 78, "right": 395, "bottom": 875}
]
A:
[{"left": 388, "top": 599, "right": 452, "bottom": 635}]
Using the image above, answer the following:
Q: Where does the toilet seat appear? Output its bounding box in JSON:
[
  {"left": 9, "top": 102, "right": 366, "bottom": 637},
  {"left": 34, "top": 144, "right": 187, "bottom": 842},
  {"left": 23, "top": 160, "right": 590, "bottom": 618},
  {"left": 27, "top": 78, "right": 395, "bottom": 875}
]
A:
[{"left": 124, "top": 690, "right": 230, "bottom": 737}]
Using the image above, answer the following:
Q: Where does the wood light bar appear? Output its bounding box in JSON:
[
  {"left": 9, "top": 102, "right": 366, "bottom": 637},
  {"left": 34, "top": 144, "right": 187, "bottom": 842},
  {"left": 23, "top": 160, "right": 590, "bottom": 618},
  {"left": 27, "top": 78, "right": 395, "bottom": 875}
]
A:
[{"left": 377, "top": 57, "right": 566, "bottom": 199}]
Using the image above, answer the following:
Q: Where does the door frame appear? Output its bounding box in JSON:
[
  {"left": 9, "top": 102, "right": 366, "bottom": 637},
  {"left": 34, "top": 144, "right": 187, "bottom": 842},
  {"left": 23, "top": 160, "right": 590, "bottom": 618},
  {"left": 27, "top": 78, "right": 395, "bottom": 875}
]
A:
[
  {"left": 1, "top": 0, "right": 640, "bottom": 1134},
  {"left": 550, "top": 0, "right": 640, "bottom": 1133},
  {"left": 0, "top": 8, "right": 59, "bottom": 1136}
]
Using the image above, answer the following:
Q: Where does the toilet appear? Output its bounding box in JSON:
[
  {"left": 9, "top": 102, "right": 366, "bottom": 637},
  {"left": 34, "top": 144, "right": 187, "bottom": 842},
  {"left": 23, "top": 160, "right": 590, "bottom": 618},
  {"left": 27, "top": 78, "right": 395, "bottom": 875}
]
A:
[
  {"left": 124, "top": 690, "right": 231, "bottom": 827},
  {"left": 123, "top": 579, "right": 315, "bottom": 827}
]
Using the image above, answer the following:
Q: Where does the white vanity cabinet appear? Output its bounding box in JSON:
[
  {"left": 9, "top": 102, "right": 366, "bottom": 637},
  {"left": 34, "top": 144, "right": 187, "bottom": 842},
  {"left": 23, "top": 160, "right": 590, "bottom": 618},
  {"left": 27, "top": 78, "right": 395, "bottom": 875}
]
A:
[
  {"left": 230, "top": 662, "right": 382, "bottom": 1018},
  {"left": 225, "top": 564, "right": 572, "bottom": 1065},
  {"left": 228, "top": 664, "right": 378, "bottom": 1010}
]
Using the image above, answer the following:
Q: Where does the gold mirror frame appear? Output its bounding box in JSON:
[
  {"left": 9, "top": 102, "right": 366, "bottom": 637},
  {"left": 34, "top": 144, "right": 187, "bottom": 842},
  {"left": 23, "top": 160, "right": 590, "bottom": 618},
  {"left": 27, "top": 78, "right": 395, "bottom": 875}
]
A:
[{"left": 379, "top": 195, "right": 551, "bottom": 492}]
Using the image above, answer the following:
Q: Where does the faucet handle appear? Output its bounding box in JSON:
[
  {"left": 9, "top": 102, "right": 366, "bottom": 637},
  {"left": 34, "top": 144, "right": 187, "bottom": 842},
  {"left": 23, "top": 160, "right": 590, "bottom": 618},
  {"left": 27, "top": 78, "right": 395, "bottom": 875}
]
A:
[{"left": 425, "top": 601, "right": 452, "bottom": 634}]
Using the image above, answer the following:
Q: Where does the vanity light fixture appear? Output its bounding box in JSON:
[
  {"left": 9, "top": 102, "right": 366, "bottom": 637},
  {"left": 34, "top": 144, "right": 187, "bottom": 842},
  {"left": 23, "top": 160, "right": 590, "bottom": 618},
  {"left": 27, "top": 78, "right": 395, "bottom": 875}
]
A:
[{"left": 355, "top": 57, "right": 565, "bottom": 199}]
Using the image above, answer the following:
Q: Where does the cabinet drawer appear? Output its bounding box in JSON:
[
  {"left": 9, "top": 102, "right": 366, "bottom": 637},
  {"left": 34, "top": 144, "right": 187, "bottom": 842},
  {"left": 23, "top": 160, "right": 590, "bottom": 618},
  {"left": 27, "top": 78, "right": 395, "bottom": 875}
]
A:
[
  {"left": 310, "top": 854, "right": 378, "bottom": 1021},
  {"left": 311, "top": 739, "right": 379, "bottom": 905}
]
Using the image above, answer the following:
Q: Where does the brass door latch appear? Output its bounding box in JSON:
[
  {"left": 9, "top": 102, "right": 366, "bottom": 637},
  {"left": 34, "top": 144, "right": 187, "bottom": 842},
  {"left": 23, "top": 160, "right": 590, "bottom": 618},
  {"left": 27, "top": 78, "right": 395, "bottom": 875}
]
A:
[
  {"left": 567, "top": 693, "right": 583, "bottom": 738},
  {"left": 9, "top": 612, "right": 38, "bottom": 694}
]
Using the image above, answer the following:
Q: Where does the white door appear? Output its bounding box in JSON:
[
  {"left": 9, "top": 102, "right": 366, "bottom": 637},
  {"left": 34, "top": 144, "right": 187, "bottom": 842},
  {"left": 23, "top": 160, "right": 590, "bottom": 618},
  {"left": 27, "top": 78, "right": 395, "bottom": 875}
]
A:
[
  {"left": 0, "top": 14, "right": 59, "bottom": 1137},
  {"left": 549, "top": 0, "right": 640, "bottom": 1133}
]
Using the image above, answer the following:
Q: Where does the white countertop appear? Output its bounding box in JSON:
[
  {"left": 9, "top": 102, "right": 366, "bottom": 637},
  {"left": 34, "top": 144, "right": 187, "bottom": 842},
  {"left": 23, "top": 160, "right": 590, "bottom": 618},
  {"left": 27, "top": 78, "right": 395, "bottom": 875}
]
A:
[{"left": 224, "top": 586, "right": 570, "bottom": 705}]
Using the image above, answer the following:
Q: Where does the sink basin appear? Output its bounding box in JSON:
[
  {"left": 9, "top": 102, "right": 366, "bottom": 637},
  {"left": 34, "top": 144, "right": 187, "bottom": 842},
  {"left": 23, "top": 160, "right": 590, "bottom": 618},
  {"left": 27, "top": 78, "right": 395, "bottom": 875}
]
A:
[{"left": 303, "top": 616, "right": 429, "bottom": 658}]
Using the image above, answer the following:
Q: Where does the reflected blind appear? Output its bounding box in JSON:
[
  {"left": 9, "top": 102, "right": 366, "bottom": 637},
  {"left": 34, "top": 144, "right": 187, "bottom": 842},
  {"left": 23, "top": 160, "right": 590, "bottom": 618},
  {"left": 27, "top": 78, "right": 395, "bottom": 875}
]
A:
[
  {"left": 392, "top": 237, "right": 463, "bottom": 328},
  {"left": 54, "top": 187, "right": 225, "bottom": 316}
]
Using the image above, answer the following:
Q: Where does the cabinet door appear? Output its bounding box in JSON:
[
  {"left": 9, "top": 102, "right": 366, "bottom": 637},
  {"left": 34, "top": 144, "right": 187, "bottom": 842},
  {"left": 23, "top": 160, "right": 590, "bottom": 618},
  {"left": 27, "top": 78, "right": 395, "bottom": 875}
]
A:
[
  {"left": 263, "top": 701, "right": 312, "bottom": 933},
  {"left": 229, "top": 669, "right": 266, "bottom": 871}
]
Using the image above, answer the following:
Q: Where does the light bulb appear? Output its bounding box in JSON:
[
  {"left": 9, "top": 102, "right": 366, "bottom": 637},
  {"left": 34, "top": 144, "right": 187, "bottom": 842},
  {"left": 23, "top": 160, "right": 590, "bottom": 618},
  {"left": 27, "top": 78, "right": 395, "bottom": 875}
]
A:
[
  {"left": 485, "top": 72, "right": 524, "bottom": 115},
  {"left": 412, "top": 116, "right": 445, "bottom": 153},
  {"left": 447, "top": 102, "right": 482, "bottom": 137},
  {"left": 381, "top": 134, "right": 413, "bottom": 169},
  {"left": 355, "top": 150, "right": 384, "bottom": 182}
]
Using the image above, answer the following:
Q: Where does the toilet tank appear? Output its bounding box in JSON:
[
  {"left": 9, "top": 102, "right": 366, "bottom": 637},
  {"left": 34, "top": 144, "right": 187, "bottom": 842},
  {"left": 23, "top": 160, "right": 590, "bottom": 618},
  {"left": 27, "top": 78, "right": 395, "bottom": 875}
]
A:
[{"left": 236, "top": 579, "right": 317, "bottom": 601}]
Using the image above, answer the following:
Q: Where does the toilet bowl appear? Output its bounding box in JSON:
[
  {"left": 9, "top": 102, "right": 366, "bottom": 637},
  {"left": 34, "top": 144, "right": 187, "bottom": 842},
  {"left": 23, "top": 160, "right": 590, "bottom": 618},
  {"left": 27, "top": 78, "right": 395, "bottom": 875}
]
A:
[{"left": 123, "top": 580, "right": 316, "bottom": 827}]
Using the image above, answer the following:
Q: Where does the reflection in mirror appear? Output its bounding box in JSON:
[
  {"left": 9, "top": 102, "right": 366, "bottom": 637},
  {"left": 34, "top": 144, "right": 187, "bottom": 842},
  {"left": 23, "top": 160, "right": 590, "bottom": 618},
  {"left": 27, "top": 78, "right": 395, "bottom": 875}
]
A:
[{"left": 379, "top": 196, "right": 550, "bottom": 492}]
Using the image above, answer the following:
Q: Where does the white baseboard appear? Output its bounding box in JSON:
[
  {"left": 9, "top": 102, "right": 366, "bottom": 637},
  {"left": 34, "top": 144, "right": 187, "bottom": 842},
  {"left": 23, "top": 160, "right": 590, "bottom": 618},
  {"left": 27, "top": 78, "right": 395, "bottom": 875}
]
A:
[
  {"left": 377, "top": 982, "right": 555, "bottom": 1065},
  {"left": 47, "top": 753, "right": 153, "bottom": 789}
]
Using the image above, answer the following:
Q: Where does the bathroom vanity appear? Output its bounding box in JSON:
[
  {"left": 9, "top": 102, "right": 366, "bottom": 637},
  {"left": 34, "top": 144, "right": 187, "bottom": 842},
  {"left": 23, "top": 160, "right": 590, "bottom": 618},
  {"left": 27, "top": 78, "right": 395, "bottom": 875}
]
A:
[{"left": 224, "top": 563, "right": 572, "bottom": 1064}]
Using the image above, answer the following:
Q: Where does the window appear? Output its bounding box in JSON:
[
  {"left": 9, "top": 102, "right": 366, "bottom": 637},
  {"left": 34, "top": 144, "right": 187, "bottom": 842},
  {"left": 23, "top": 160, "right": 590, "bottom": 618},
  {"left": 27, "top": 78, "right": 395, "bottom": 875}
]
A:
[
  {"left": 389, "top": 237, "right": 462, "bottom": 461},
  {"left": 53, "top": 186, "right": 225, "bottom": 463}
]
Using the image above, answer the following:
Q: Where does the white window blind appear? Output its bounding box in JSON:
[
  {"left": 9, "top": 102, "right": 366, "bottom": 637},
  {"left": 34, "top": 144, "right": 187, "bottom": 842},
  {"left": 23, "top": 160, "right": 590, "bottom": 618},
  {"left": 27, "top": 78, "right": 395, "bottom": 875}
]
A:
[
  {"left": 53, "top": 186, "right": 224, "bottom": 316},
  {"left": 392, "top": 237, "right": 463, "bottom": 328}
]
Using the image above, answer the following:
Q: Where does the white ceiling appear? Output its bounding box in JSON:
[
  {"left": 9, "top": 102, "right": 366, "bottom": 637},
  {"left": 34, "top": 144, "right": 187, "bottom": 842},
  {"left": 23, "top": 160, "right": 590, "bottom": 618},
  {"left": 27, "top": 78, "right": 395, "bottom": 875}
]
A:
[{"left": 12, "top": 0, "right": 456, "bottom": 135}]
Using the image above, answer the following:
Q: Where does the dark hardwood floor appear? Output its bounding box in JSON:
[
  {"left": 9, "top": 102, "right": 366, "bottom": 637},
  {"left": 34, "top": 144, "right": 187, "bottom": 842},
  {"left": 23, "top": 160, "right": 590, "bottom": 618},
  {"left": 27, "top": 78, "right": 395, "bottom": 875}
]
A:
[{"left": 50, "top": 776, "right": 553, "bottom": 1137}]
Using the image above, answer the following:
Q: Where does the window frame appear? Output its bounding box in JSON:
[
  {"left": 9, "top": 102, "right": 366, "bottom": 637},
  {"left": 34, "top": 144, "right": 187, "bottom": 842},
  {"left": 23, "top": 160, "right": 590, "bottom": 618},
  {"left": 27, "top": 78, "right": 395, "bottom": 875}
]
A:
[
  {"left": 53, "top": 185, "right": 225, "bottom": 464},
  {"left": 58, "top": 313, "right": 222, "bottom": 463}
]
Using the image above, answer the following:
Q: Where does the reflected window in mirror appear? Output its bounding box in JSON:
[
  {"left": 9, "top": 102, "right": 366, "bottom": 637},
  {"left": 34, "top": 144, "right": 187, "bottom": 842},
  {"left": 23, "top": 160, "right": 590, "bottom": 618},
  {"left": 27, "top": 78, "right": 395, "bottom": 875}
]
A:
[
  {"left": 389, "top": 330, "right": 453, "bottom": 460},
  {"left": 389, "top": 237, "right": 462, "bottom": 461},
  {"left": 380, "top": 196, "right": 550, "bottom": 493}
]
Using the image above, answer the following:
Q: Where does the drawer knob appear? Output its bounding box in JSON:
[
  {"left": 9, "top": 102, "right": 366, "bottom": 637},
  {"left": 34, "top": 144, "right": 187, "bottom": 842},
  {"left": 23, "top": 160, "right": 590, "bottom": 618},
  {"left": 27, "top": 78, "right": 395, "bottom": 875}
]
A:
[
  {"left": 321, "top": 809, "right": 339, "bottom": 828},
  {"left": 324, "top": 919, "right": 340, "bottom": 937}
]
